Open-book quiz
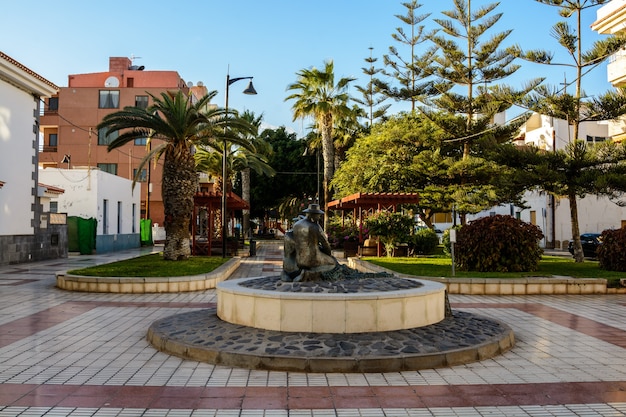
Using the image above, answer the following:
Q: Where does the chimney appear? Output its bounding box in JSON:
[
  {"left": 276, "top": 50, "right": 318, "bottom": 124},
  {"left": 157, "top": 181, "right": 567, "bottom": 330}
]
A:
[{"left": 109, "top": 57, "right": 132, "bottom": 72}]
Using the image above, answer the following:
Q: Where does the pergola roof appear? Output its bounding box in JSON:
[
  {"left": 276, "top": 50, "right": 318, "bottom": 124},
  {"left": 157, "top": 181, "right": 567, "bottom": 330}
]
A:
[
  {"left": 193, "top": 191, "right": 250, "bottom": 210},
  {"left": 327, "top": 192, "right": 420, "bottom": 211}
]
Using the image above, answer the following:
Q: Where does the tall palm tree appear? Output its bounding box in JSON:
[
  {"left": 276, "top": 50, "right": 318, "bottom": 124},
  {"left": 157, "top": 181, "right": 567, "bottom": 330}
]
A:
[
  {"left": 194, "top": 122, "right": 275, "bottom": 238},
  {"left": 238, "top": 111, "right": 273, "bottom": 237},
  {"left": 97, "top": 90, "right": 252, "bottom": 260},
  {"left": 286, "top": 60, "right": 355, "bottom": 229}
]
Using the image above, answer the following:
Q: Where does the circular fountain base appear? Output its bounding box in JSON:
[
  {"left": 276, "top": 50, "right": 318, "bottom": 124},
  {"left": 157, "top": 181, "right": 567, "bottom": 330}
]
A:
[
  {"left": 147, "top": 308, "right": 514, "bottom": 373},
  {"left": 147, "top": 276, "right": 514, "bottom": 372}
]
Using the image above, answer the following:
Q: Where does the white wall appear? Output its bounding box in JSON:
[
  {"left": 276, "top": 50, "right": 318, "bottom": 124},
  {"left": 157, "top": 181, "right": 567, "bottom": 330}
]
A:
[
  {"left": 555, "top": 195, "right": 625, "bottom": 241},
  {"left": 0, "top": 83, "right": 37, "bottom": 236},
  {"left": 38, "top": 168, "right": 140, "bottom": 235}
]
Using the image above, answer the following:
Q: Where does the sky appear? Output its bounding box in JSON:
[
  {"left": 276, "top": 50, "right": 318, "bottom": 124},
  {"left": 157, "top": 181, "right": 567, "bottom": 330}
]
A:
[{"left": 1, "top": 0, "right": 615, "bottom": 136}]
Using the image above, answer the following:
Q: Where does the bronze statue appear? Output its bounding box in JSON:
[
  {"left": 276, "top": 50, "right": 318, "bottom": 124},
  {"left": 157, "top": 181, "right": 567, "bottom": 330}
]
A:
[{"left": 281, "top": 204, "right": 338, "bottom": 282}]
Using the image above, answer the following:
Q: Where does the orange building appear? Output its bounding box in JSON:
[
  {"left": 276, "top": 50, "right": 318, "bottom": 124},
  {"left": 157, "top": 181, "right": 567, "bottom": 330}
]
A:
[{"left": 39, "top": 57, "right": 208, "bottom": 226}]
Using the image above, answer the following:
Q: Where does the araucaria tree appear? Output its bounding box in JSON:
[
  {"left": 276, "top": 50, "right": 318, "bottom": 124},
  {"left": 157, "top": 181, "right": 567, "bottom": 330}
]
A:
[
  {"left": 353, "top": 47, "right": 391, "bottom": 128},
  {"left": 422, "top": 0, "right": 539, "bottom": 223},
  {"left": 98, "top": 91, "right": 252, "bottom": 261},
  {"left": 508, "top": 0, "right": 626, "bottom": 261},
  {"left": 285, "top": 60, "right": 355, "bottom": 228},
  {"left": 377, "top": 0, "right": 438, "bottom": 111}
]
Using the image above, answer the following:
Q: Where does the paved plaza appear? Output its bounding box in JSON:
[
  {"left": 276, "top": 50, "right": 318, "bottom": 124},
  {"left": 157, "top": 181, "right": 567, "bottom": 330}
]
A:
[{"left": 0, "top": 241, "right": 625, "bottom": 416}]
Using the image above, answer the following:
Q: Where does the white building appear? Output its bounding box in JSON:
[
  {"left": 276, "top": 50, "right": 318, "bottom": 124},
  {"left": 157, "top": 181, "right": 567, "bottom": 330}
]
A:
[
  {"left": 592, "top": 0, "right": 626, "bottom": 144},
  {"left": 0, "top": 51, "right": 64, "bottom": 265},
  {"left": 39, "top": 168, "right": 141, "bottom": 253},
  {"left": 466, "top": 113, "right": 625, "bottom": 249}
]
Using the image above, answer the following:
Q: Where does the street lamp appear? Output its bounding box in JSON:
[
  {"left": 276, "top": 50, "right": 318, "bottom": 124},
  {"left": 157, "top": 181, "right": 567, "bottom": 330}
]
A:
[{"left": 222, "top": 73, "right": 257, "bottom": 257}]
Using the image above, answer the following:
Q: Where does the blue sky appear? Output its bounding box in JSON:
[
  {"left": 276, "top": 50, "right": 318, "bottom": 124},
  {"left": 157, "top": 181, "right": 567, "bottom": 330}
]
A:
[{"left": 2, "top": 0, "right": 613, "bottom": 136}]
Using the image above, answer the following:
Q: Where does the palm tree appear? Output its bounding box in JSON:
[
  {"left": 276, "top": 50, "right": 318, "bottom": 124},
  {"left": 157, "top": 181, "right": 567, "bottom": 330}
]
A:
[
  {"left": 97, "top": 90, "right": 252, "bottom": 260},
  {"left": 285, "top": 60, "right": 355, "bottom": 228},
  {"left": 194, "top": 112, "right": 275, "bottom": 238},
  {"left": 238, "top": 111, "right": 274, "bottom": 237}
]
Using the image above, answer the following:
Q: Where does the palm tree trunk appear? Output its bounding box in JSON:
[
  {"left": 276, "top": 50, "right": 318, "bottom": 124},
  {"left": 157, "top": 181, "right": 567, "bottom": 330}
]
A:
[
  {"left": 321, "top": 114, "right": 334, "bottom": 230},
  {"left": 242, "top": 167, "right": 251, "bottom": 238},
  {"left": 162, "top": 147, "right": 197, "bottom": 260}
]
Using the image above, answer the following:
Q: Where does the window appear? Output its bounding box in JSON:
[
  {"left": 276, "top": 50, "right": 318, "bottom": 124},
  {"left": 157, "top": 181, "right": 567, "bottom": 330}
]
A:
[
  {"left": 99, "top": 90, "right": 120, "bottom": 108},
  {"left": 134, "top": 137, "right": 147, "bottom": 146},
  {"left": 133, "top": 168, "right": 147, "bottom": 182},
  {"left": 586, "top": 135, "right": 606, "bottom": 144},
  {"left": 135, "top": 95, "right": 149, "bottom": 109},
  {"left": 50, "top": 201, "right": 58, "bottom": 213},
  {"left": 48, "top": 97, "right": 58, "bottom": 111},
  {"left": 49, "top": 133, "right": 58, "bottom": 147},
  {"left": 97, "top": 163, "right": 117, "bottom": 175},
  {"left": 98, "top": 127, "right": 118, "bottom": 145}
]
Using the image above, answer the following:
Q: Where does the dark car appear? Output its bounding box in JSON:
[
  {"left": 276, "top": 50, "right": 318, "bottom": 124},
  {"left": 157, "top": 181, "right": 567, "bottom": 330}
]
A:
[{"left": 568, "top": 233, "right": 602, "bottom": 258}]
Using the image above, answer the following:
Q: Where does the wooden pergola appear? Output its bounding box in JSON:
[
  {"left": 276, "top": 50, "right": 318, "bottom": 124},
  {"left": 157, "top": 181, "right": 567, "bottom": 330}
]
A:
[
  {"left": 191, "top": 191, "right": 250, "bottom": 256},
  {"left": 328, "top": 192, "right": 420, "bottom": 213},
  {"left": 327, "top": 192, "right": 420, "bottom": 255}
]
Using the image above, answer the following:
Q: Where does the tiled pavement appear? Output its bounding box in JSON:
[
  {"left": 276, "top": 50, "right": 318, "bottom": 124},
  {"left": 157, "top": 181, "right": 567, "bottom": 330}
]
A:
[{"left": 0, "top": 242, "right": 625, "bottom": 416}]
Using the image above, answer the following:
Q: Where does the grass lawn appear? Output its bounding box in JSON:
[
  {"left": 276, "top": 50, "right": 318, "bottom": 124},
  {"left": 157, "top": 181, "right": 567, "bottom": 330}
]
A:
[
  {"left": 67, "top": 253, "right": 230, "bottom": 277},
  {"left": 364, "top": 255, "right": 626, "bottom": 287},
  {"left": 66, "top": 251, "right": 625, "bottom": 288}
]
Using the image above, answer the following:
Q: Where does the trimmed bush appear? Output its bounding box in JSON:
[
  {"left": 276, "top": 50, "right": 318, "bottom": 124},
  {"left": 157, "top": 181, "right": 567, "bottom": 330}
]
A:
[
  {"left": 455, "top": 215, "right": 544, "bottom": 272},
  {"left": 409, "top": 228, "right": 440, "bottom": 255},
  {"left": 598, "top": 228, "right": 626, "bottom": 271}
]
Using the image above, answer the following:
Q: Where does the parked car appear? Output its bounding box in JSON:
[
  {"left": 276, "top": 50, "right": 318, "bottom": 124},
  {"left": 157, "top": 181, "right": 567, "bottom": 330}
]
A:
[
  {"left": 568, "top": 233, "right": 602, "bottom": 258},
  {"left": 434, "top": 228, "right": 443, "bottom": 243}
]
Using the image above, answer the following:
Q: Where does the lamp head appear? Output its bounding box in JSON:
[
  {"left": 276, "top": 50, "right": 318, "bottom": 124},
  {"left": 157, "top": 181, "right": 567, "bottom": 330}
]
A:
[{"left": 243, "top": 80, "right": 257, "bottom": 95}]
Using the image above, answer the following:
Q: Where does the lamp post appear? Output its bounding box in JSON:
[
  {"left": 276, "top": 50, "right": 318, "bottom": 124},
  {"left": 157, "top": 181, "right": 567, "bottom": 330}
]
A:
[{"left": 222, "top": 73, "right": 257, "bottom": 257}]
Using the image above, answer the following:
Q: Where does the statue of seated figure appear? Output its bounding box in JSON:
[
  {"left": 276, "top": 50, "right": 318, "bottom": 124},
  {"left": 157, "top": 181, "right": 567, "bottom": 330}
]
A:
[{"left": 281, "top": 204, "right": 338, "bottom": 282}]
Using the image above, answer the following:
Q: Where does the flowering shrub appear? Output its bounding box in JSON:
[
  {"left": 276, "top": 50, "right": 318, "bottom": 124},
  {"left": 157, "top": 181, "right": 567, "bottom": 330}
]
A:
[
  {"left": 365, "top": 211, "right": 414, "bottom": 256},
  {"left": 326, "top": 216, "right": 360, "bottom": 249}
]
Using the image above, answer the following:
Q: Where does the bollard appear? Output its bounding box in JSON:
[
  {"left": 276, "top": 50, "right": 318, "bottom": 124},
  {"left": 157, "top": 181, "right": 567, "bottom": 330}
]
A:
[{"left": 249, "top": 239, "right": 256, "bottom": 256}]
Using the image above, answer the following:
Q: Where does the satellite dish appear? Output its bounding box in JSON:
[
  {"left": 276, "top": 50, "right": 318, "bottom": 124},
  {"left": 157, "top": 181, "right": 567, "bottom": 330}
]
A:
[
  {"left": 187, "top": 81, "right": 194, "bottom": 88},
  {"left": 138, "top": 65, "right": 145, "bottom": 71},
  {"left": 197, "top": 81, "right": 204, "bottom": 87},
  {"left": 104, "top": 76, "right": 120, "bottom": 87}
]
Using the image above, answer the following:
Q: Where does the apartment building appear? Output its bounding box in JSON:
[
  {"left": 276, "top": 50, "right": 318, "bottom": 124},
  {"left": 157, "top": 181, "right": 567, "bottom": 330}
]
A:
[
  {"left": 39, "top": 57, "right": 209, "bottom": 227},
  {"left": 592, "top": 0, "right": 626, "bottom": 141}
]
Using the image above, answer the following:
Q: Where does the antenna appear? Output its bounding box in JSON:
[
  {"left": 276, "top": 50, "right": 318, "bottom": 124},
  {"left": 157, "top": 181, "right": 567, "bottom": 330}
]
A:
[{"left": 130, "top": 54, "right": 142, "bottom": 64}]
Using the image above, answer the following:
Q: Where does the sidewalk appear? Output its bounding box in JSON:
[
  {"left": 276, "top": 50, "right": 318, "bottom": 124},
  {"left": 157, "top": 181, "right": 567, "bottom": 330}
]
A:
[{"left": 0, "top": 241, "right": 625, "bottom": 416}]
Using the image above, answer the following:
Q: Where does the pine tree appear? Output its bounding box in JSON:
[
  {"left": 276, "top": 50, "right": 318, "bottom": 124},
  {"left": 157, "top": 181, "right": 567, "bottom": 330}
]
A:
[
  {"left": 426, "top": 0, "right": 536, "bottom": 159},
  {"left": 420, "top": 0, "right": 539, "bottom": 224},
  {"left": 377, "top": 0, "right": 438, "bottom": 111},
  {"left": 353, "top": 47, "right": 391, "bottom": 128}
]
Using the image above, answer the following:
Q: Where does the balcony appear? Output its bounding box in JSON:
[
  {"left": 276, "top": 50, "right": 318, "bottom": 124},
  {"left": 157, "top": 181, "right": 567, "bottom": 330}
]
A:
[
  {"left": 607, "top": 50, "right": 626, "bottom": 87},
  {"left": 592, "top": 0, "right": 626, "bottom": 34},
  {"left": 42, "top": 145, "right": 58, "bottom": 152}
]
